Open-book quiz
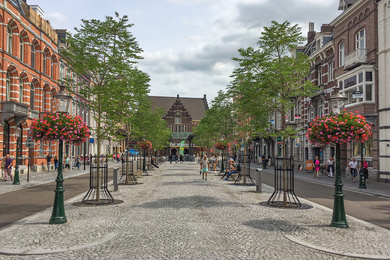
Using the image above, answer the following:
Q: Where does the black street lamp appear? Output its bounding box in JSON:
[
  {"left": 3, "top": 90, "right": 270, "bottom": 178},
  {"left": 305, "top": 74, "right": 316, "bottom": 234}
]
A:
[
  {"left": 327, "top": 87, "right": 349, "bottom": 228},
  {"left": 49, "top": 84, "right": 71, "bottom": 224},
  {"left": 12, "top": 127, "right": 22, "bottom": 185}
]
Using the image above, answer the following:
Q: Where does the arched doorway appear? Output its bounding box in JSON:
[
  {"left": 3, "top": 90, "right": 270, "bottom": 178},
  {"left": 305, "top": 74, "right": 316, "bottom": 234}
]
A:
[
  {"left": 3, "top": 121, "right": 10, "bottom": 157},
  {"left": 171, "top": 149, "right": 177, "bottom": 155}
]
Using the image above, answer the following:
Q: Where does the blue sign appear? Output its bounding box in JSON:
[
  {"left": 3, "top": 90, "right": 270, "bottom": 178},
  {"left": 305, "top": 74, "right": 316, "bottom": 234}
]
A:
[
  {"left": 89, "top": 138, "right": 95, "bottom": 143},
  {"left": 128, "top": 149, "right": 138, "bottom": 155}
]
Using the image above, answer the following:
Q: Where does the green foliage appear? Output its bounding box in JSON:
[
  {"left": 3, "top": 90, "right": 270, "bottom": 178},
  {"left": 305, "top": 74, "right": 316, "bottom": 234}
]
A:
[
  {"left": 61, "top": 12, "right": 144, "bottom": 143},
  {"left": 193, "top": 90, "right": 236, "bottom": 147},
  {"left": 231, "top": 20, "right": 316, "bottom": 140}
]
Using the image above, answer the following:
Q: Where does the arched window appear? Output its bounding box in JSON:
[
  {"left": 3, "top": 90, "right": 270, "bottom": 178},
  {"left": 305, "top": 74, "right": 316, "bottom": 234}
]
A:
[
  {"left": 6, "top": 72, "right": 11, "bottom": 101},
  {"left": 19, "top": 35, "right": 24, "bottom": 62},
  {"left": 51, "top": 60, "right": 54, "bottom": 78},
  {"left": 7, "top": 25, "right": 13, "bottom": 54},
  {"left": 30, "top": 83, "right": 35, "bottom": 109},
  {"left": 339, "top": 42, "right": 345, "bottom": 67},
  {"left": 43, "top": 54, "right": 46, "bottom": 74},
  {"left": 19, "top": 77, "right": 24, "bottom": 103},
  {"left": 31, "top": 45, "right": 36, "bottom": 69}
]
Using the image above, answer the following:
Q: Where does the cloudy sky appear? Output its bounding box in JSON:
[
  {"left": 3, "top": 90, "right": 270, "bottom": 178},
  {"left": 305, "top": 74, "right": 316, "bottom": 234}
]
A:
[{"left": 28, "top": 0, "right": 341, "bottom": 102}]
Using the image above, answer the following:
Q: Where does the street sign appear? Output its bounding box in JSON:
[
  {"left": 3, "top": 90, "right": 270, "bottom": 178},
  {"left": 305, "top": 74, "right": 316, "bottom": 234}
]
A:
[
  {"left": 25, "top": 141, "right": 35, "bottom": 148},
  {"left": 25, "top": 135, "right": 35, "bottom": 148}
]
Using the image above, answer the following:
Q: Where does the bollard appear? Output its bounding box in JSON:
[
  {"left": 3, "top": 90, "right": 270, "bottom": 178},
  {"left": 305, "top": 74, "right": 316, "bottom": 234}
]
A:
[
  {"left": 255, "top": 168, "right": 262, "bottom": 192},
  {"left": 113, "top": 167, "right": 119, "bottom": 191}
]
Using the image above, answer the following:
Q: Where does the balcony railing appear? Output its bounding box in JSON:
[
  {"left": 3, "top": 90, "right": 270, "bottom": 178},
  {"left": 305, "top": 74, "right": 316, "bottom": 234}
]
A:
[
  {"left": 29, "top": 110, "right": 40, "bottom": 119},
  {"left": 345, "top": 48, "right": 367, "bottom": 69},
  {"left": 1, "top": 101, "right": 29, "bottom": 116}
]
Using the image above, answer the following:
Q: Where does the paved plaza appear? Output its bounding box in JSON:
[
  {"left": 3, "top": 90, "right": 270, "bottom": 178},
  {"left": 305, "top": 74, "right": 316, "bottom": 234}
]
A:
[{"left": 0, "top": 162, "right": 390, "bottom": 259}]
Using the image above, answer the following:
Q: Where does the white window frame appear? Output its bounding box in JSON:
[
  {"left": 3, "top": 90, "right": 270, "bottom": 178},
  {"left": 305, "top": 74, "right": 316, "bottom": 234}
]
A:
[
  {"left": 19, "top": 35, "right": 24, "bottom": 62},
  {"left": 7, "top": 25, "right": 13, "bottom": 54},
  {"left": 19, "top": 77, "right": 23, "bottom": 103},
  {"left": 339, "top": 42, "right": 345, "bottom": 67},
  {"left": 329, "top": 62, "right": 333, "bottom": 81},
  {"left": 356, "top": 29, "right": 366, "bottom": 52}
]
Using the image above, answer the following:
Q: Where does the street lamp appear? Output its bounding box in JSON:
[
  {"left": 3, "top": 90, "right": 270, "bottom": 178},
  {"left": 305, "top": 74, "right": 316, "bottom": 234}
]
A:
[
  {"left": 13, "top": 127, "right": 21, "bottom": 185},
  {"left": 327, "top": 87, "right": 349, "bottom": 228},
  {"left": 49, "top": 84, "right": 71, "bottom": 224}
]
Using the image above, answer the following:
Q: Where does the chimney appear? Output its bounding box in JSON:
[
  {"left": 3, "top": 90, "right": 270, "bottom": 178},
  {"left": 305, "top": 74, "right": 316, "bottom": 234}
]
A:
[
  {"left": 320, "top": 24, "right": 334, "bottom": 33},
  {"left": 203, "top": 94, "right": 206, "bottom": 99},
  {"left": 307, "top": 22, "right": 315, "bottom": 44},
  {"left": 177, "top": 94, "right": 179, "bottom": 99}
]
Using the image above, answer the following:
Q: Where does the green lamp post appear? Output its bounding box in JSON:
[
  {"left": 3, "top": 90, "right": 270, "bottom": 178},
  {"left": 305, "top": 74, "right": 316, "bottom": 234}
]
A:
[
  {"left": 328, "top": 88, "right": 349, "bottom": 228},
  {"left": 12, "top": 127, "right": 22, "bottom": 185},
  {"left": 49, "top": 84, "right": 71, "bottom": 224}
]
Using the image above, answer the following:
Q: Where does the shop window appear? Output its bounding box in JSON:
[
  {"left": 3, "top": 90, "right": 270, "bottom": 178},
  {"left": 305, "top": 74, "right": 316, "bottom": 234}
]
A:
[{"left": 353, "top": 137, "right": 372, "bottom": 158}]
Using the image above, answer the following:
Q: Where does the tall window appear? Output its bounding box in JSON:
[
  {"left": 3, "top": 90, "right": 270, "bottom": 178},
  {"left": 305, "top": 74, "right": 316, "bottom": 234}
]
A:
[
  {"left": 60, "top": 63, "right": 65, "bottom": 79},
  {"left": 317, "top": 66, "right": 322, "bottom": 85},
  {"left": 30, "top": 83, "right": 35, "bottom": 109},
  {"left": 42, "top": 55, "right": 47, "bottom": 74},
  {"left": 339, "top": 42, "right": 345, "bottom": 67},
  {"left": 19, "top": 78, "right": 23, "bottom": 103},
  {"left": 329, "top": 62, "right": 333, "bottom": 81},
  {"left": 7, "top": 25, "right": 13, "bottom": 54},
  {"left": 31, "top": 45, "right": 36, "bottom": 69},
  {"left": 356, "top": 29, "right": 366, "bottom": 49},
  {"left": 19, "top": 36, "right": 24, "bottom": 62},
  {"left": 6, "top": 72, "right": 11, "bottom": 101},
  {"left": 51, "top": 59, "right": 54, "bottom": 78},
  {"left": 356, "top": 29, "right": 366, "bottom": 56}
]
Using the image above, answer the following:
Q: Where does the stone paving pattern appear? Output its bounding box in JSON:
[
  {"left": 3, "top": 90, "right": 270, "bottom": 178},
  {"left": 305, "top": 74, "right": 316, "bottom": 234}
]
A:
[{"left": 0, "top": 162, "right": 390, "bottom": 259}]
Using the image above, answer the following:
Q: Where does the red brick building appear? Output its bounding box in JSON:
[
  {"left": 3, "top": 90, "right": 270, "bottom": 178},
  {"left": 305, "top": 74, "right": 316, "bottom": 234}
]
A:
[{"left": 1, "top": 1, "right": 61, "bottom": 172}]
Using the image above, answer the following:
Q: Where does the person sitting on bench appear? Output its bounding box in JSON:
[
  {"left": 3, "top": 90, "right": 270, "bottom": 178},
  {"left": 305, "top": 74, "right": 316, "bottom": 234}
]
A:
[
  {"left": 151, "top": 157, "right": 159, "bottom": 168},
  {"left": 223, "top": 160, "right": 238, "bottom": 180}
]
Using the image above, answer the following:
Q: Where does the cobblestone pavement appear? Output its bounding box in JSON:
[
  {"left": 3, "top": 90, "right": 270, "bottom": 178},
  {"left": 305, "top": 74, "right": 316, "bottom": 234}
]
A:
[{"left": 0, "top": 162, "right": 390, "bottom": 260}]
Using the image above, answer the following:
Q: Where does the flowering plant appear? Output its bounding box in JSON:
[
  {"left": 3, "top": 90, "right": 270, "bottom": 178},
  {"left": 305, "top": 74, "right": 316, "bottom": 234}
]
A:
[
  {"left": 307, "top": 111, "right": 372, "bottom": 147},
  {"left": 29, "top": 113, "right": 89, "bottom": 145},
  {"left": 215, "top": 142, "right": 228, "bottom": 150},
  {"left": 137, "top": 140, "right": 152, "bottom": 150}
]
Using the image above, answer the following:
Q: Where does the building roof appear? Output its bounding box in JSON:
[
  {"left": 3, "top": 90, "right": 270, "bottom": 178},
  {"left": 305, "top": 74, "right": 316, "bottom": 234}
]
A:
[{"left": 149, "top": 94, "right": 208, "bottom": 121}]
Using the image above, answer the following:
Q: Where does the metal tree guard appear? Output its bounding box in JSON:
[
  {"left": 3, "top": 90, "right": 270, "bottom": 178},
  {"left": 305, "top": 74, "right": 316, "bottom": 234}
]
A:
[
  {"left": 142, "top": 148, "right": 148, "bottom": 175},
  {"left": 267, "top": 156, "right": 301, "bottom": 208},
  {"left": 82, "top": 155, "right": 114, "bottom": 204}
]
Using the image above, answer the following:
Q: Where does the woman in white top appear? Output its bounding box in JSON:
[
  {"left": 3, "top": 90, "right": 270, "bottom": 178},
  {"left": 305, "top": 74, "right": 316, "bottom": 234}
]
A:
[
  {"left": 349, "top": 158, "right": 359, "bottom": 182},
  {"left": 326, "top": 157, "right": 334, "bottom": 178}
]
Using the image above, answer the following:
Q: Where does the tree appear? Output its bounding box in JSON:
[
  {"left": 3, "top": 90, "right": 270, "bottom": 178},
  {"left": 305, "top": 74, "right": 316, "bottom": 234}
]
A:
[
  {"left": 105, "top": 68, "right": 151, "bottom": 184},
  {"left": 231, "top": 21, "right": 316, "bottom": 205},
  {"left": 61, "top": 13, "right": 144, "bottom": 203},
  {"left": 193, "top": 90, "right": 236, "bottom": 170}
]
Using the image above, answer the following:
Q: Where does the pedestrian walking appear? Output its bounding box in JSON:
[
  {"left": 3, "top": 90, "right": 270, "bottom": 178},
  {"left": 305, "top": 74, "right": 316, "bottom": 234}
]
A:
[
  {"left": 326, "top": 156, "right": 334, "bottom": 178},
  {"left": 314, "top": 156, "right": 320, "bottom": 178},
  {"left": 261, "top": 155, "right": 269, "bottom": 169},
  {"left": 169, "top": 154, "right": 173, "bottom": 164},
  {"left": 117, "top": 153, "right": 120, "bottom": 163},
  {"left": 179, "top": 154, "right": 183, "bottom": 163},
  {"left": 76, "top": 155, "right": 81, "bottom": 169},
  {"left": 1, "top": 160, "right": 5, "bottom": 180},
  {"left": 213, "top": 154, "right": 218, "bottom": 173},
  {"left": 54, "top": 156, "right": 59, "bottom": 170},
  {"left": 3, "top": 154, "right": 13, "bottom": 181},
  {"left": 200, "top": 154, "right": 209, "bottom": 180},
  {"left": 349, "top": 157, "right": 359, "bottom": 182},
  {"left": 64, "top": 156, "right": 70, "bottom": 171},
  {"left": 46, "top": 153, "right": 52, "bottom": 172}
]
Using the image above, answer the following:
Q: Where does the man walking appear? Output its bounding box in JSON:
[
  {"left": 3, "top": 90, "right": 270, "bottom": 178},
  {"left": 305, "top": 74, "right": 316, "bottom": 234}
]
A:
[
  {"left": 349, "top": 157, "right": 359, "bottom": 182},
  {"left": 46, "top": 153, "right": 52, "bottom": 172},
  {"left": 3, "top": 154, "right": 13, "bottom": 182},
  {"left": 200, "top": 154, "right": 209, "bottom": 180}
]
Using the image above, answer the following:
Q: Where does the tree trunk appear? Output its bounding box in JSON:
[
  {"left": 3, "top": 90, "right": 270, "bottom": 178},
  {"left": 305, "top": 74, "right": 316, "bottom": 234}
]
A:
[
  {"left": 281, "top": 110, "right": 287, "bottom": 206},
  {"left": 243, "top": 139, "right": 247, "bottom": 185}
]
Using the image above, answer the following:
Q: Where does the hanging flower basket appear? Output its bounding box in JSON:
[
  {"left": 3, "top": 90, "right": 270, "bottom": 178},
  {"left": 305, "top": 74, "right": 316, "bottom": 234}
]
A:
[
  {"left": 215, "top": 142, "right": 228, "bottom": 150},
  {"left": 306, "top": 111, "right": 372, "bottom": 147},
  {"left": 29, "top": 113, "right": 90, "bottom": 145},
  {"left": 198, "top": 146, "right": 208, "bottom": 152},
  {"left": 137, "top": 140, "right": 152, "bottom": 150}
]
